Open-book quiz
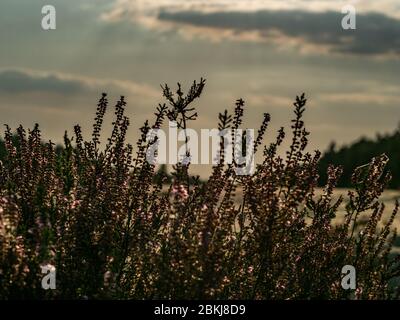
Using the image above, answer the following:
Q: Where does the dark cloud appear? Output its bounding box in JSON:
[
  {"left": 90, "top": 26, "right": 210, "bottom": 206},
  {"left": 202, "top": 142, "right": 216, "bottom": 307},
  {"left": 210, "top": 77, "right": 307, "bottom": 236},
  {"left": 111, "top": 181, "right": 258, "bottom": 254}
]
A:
[
  {"left": 0, "top": 69, "right": 159, "bottom": 102},
  {"left": 0, "top": 69, "right": 86, "bottom": 94},
  {"left": 158, "top": 10, "right": 400, "bottom": 55}
]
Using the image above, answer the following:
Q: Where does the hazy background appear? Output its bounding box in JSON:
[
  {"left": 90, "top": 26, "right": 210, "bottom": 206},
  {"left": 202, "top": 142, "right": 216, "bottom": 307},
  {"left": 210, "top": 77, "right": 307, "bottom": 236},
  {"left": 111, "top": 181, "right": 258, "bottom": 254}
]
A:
[{"left": 1, "top": 0, "right": 399, "bottom": 175}]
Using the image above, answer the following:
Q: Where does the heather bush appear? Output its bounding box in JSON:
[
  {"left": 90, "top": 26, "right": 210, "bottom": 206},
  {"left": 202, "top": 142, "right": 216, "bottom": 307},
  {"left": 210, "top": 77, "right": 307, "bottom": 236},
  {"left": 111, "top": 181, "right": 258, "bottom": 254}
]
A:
[{"left": 0, "top": 80, "right": 399, "bottom": 300}]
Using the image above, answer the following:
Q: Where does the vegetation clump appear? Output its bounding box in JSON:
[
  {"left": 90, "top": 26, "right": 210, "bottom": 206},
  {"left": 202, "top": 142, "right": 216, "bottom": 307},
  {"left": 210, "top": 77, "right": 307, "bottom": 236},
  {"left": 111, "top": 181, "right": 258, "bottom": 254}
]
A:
[{"left": 0, "top": 80, "right": 399, "bottom": 299}]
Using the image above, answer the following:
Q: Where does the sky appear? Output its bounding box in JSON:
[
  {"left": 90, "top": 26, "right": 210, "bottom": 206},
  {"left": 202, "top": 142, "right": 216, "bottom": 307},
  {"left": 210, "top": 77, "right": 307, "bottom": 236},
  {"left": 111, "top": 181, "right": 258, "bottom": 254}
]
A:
[{"left": 1, "top": 0, "right": 400, "bottom": 170}]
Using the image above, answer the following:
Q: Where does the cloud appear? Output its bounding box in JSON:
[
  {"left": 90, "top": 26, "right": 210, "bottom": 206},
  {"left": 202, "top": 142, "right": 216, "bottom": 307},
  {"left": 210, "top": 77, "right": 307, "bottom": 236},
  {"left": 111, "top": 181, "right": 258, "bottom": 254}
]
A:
[
  {"left": 155, "top": 10, "right": 400, "bottom": 56},
  {"left": 0, "top": 68, "right": 159, "bottom": 98},
  {"left": 318, "top": 92, "right": 400, "bottom": 106},
  {"left": 101, "top": 1, "right": 400, "bottom": 56},
  {"left": 104, "top": 1, "right": 400, "bottom": 20},
  {"left": 0, "top": 69, "right": 85, "bottom": 94}
]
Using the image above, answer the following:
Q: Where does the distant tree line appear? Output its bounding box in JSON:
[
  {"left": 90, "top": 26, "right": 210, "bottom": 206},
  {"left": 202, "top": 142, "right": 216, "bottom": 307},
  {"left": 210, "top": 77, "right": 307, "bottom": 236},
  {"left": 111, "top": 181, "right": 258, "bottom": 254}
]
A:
[{"left": 318, "top": 127, "right": 400, "bottom": 189}]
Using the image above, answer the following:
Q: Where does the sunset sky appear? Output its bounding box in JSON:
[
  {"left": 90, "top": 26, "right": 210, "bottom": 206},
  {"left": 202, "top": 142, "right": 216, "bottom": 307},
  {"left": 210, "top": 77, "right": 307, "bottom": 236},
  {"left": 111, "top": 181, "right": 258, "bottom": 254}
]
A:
[{"left": 1, "top": 0, "right": 400, "bottom": 162}]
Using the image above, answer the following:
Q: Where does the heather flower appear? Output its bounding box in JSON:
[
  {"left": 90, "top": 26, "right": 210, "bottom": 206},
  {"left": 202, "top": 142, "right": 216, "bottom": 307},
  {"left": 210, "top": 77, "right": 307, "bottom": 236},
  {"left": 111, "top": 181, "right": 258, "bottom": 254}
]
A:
[{"left": 172, "top": 184, "right": 189, "bottom": 200}]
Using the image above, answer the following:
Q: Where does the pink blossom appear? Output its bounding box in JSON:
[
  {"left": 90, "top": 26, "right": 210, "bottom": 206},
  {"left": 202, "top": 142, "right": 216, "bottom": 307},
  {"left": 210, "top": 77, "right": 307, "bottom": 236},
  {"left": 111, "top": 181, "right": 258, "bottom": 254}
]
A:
[{"left": 172, "top": 184, "right": 189, "bottom": 200}]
